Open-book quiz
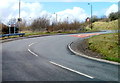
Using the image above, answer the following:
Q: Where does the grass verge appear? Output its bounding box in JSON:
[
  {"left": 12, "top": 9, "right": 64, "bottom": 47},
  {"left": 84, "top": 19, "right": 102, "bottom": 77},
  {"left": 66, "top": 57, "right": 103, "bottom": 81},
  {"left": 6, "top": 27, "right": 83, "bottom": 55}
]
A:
[
  {"left": 86, "top": 33, "right": 120, "bottom": 62},
  {"left": 24, "top": 30, "right": 79, "bottom": 36},
  {"left": 1, "top": 30, "right": 79, "bottom": 40}
]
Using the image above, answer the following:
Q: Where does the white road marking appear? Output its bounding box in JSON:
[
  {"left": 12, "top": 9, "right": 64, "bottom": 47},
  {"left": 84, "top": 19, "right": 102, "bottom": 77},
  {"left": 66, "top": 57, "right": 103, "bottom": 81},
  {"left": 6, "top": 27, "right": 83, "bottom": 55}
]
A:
[
  {"left": 49, "top": 61, "right": 94, "bottom": 79},
  {"left": 28, "top": 49, "right": 38, "bottom": 57},
  {"left": 29, "top": 43, "right": 35, "bottom": 47}
]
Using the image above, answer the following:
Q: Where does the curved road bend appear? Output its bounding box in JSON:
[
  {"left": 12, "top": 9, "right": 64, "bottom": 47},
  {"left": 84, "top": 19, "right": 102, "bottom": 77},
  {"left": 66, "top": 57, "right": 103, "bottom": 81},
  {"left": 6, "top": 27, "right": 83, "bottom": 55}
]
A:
[{"left": 2, "top": 32, "right": 119, "bottom": 81}]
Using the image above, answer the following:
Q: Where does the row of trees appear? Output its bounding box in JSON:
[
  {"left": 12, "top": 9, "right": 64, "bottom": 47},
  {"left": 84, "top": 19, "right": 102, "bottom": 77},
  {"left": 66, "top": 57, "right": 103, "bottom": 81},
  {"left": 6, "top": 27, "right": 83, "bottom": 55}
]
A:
[
  {"left": 29, "top": 17, "right": 87, "bottom": 32},
  {"left": 91, "top": 11, "right": 119, "bottom": 22},
  {"left": 26, "top": 11, "right": 119, "bottom": 32},
  {"left": 109, "top": 12, "right": 119, "bottom": 21}
]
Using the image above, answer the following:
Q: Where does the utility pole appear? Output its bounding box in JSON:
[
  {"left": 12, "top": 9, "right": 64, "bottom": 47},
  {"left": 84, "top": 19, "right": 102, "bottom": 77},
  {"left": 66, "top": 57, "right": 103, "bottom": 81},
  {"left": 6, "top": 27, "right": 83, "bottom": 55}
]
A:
[
  {"left": 88, "top": 3, "right": 93, "bottom": 29},
  {"left": 56, "top": 13, "right": 57, "bottom": 24},
  {"left": 54, "top": 13, "right": 57, "bottom": 24},
  {"left": 18, "top": 0, "right": 21, "bottom": 32},
  {"left": 67, "top": 17, "right": 68, "bottom": 23},
  {"left": 19, "top": 0, "right": 21, "bottom": 18},
  {"left": 67, "top": 17, "right": 69, "bottom": 30}
]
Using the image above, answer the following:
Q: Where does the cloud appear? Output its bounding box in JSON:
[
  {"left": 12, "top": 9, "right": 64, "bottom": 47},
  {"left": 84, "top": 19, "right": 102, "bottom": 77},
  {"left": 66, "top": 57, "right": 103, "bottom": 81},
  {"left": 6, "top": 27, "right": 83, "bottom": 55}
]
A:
[
  {"left": 105, "top": 4, "right": 118, "bottom": 17},
  {"left": 3, "top": 0, "right": 117, "bottom": 25},
  {"left": 0, "top": 0, "right": 43, "bottom": 24},
  {"left": 54, "top": 7, "right": 88, "bottom": 22},
  {"left": 0, "top": 0, "right": 88, "bottom": 24}
]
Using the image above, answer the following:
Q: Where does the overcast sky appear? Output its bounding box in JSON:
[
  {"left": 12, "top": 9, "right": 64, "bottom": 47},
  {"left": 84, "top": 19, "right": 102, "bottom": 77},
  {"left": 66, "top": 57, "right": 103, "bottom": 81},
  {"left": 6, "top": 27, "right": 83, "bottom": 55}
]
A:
[{"left": 0, "top": 0, "right": 119, "bottom": 24}]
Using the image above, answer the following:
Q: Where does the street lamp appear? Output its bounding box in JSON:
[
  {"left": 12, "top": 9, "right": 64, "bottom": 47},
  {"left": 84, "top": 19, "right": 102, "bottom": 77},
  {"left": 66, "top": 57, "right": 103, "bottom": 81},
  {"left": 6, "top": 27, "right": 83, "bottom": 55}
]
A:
[
  {"left": 19, "top": 0, "right": 21, "bottom": 18},
  {"left": 67, "top": 17, "right": 69, "bottom": 30},
  {"left": 88, "top": 3, "right": 93, "bottom": 29},
  {"left": 67, "top": 17, "right": 68, "bottom": 23},
  {"left": 29, "top": 17, "right": 31, "bottom": 26},
  {"left": 54, "top": 13, "right": 57, "bottom": 24},
  {"left": 18, "top": 0, "right": 21, "bottom": 33}
]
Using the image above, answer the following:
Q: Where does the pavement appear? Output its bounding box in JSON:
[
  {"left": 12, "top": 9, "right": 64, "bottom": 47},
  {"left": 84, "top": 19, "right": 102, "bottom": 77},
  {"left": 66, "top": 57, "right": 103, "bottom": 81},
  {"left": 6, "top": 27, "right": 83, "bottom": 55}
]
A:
[{"left": 1, "top": 31, "right": 119, "bottom": 82}]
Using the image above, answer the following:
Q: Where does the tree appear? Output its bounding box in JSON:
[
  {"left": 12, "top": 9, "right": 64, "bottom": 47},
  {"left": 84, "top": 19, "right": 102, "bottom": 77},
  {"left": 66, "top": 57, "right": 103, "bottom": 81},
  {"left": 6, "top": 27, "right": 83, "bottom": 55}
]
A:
[
  {"left": 101, "top": 15, "right": 107, "bottom": 19},
  {"left": 31, "top": 16, "right": 50, "bottom": 31},
  {"left": 100, "top": 15, "right": 109, "bottom": 22},
  {"left": 109, "top": 12, "right": 118, "bottom": 21},
  {"left": 91, "top": 15, "right": 99, "bottom": 23}
]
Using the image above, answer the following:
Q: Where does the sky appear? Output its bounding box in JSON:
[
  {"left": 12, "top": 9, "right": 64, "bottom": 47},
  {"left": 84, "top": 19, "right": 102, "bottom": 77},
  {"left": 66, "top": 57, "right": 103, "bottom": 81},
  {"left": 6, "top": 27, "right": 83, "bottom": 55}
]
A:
[{"left": 0, "top": 0, "right": 119, "bottom": 24}]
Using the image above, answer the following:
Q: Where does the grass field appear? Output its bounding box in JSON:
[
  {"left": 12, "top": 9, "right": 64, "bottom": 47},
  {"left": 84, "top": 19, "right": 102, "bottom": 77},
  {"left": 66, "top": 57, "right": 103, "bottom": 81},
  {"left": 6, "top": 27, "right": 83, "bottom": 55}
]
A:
[{"left": 87, "top": 33, "right": 119, "bottom": 62}]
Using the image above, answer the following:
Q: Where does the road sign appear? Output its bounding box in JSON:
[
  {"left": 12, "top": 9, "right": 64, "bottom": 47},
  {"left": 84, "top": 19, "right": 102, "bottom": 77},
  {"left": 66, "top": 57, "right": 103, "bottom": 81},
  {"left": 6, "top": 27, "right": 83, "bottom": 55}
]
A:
[
  {"left": 18, "top": 18, "right": 22, "bottom": 22},
  {"left": 86, "top": 17, "right": 90, "bottom": 22}
]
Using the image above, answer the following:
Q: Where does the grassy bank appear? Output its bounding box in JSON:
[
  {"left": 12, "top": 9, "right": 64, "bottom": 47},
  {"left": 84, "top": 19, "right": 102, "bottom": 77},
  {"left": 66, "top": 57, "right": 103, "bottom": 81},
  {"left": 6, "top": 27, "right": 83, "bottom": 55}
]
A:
[
  {"left": 86, "top": 20, "right": 118, "bottom": 31},
  {"left": 86, "top": 33, "right": 119, "bottom": 62}
]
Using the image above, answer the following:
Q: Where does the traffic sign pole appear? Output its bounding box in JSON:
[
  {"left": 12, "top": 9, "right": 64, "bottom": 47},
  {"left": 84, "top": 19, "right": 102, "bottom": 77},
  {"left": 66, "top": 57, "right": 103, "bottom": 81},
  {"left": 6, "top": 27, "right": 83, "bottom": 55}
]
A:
[{"left": 9, "top": 24, "right": 11, "bottom": 34}]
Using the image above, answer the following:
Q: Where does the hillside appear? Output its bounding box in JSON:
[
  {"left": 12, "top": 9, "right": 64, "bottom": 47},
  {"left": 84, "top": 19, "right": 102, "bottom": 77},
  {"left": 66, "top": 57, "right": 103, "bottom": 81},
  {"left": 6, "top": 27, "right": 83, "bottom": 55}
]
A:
[{"left": 86, "top": 20, "right": 118, "bottom": 31}]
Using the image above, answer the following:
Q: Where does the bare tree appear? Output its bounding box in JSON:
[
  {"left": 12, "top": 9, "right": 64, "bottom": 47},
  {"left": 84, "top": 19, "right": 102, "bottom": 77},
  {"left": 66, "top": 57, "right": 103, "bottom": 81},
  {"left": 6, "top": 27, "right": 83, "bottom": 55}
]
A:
[{"left": 31, "top": 15, "right": 50, "bottom": 31}]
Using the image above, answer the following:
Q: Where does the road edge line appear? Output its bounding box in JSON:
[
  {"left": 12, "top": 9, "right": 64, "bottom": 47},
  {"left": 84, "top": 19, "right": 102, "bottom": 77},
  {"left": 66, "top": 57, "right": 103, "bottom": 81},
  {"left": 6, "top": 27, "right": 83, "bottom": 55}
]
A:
[
  {"left": 49, "top": 61, "right": 94, "bottom": 79},
  {"left": 29, "top": 43, "right": 35, "bottom": 47}
]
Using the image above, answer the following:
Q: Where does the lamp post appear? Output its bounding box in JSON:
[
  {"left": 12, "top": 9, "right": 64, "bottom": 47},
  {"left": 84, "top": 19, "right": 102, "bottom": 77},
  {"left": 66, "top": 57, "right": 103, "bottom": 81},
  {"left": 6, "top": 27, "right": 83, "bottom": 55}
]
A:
[
  {"left": 67, "top": 17, "right": 68, "bottom": 23},
  {"left": 29, "top": 17, "right": 31, "bottom": 26},
  {"left": 18, "top": 0, "right": 21, "bottom": 33},
  {"left": 54, "top": 13, "right": 57, "bottom": 24},
  {"left": 88, "top": 3, "right": 92, "bottom": 29},
  {"left": 56, "top": 13, "right": 57, "bottom": 24},
  {"left": 67, "top": 17, "right": 69, "bottom": 29},
  {"left": 19, "top": 0, "right": 21, "bottom": 18}
]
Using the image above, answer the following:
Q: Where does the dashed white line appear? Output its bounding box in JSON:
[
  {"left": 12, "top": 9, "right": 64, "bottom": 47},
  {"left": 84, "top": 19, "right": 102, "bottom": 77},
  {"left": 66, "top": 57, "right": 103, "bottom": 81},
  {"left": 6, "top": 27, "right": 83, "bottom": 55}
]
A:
[
  {"left": 29, "top": 43, "right": 35, "bottom": 47},
  {"left": 49, "top": 61, "right": 94, "bottom": 79},
  {"left": 28, "top": 49, "right": 38, "bottom": 57}
]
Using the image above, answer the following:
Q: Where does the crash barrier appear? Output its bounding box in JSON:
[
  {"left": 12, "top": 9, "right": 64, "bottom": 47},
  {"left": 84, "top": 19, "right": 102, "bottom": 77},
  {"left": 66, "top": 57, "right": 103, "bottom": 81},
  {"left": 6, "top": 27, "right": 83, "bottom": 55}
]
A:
[{"left": 0, "top": 33, "right": 25, "bottom": 38}]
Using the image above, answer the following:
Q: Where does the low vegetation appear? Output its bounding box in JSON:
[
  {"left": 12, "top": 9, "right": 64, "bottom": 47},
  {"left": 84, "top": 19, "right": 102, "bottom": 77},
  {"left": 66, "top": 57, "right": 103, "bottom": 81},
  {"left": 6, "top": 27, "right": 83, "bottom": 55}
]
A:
[{"left": 87, "top": 33, "right": 119, "bottom": 62}]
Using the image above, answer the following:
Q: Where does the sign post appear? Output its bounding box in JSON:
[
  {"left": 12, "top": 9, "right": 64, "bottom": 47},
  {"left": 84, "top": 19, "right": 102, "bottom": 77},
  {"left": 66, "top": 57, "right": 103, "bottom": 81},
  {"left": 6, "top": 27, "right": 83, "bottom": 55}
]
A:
[
  {"left": 8, "top": 24, "right": 11, "bottom": 34},
  {"left": 14, "top": 23, "right": 16, "bottom": 34},
  {"left": 88, "top": 3, "right": 93, "bottom": 29}
]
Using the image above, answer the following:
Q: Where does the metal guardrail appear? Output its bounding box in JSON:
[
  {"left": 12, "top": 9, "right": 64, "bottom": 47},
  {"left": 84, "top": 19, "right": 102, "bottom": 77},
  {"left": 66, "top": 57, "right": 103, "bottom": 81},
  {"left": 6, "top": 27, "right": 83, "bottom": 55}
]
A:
[{"left": 0, "top": 33, "right": 25, "bottom": 37}]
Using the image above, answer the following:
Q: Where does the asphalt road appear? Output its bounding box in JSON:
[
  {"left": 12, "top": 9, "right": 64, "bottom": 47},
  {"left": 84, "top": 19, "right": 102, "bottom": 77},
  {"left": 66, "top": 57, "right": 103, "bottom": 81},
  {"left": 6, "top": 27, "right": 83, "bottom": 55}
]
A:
[{"left": 1, "top": 32, "right": 119, "bottom": 82}]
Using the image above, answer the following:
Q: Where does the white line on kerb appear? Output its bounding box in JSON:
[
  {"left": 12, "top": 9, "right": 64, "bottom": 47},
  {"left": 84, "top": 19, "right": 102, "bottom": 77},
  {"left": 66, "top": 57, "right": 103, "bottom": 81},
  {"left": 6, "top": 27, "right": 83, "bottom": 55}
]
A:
[
  {"left": 49, "top": 61, "right": 94, "bottom": 79},
  {"left": 28, "top": 49, "right": 38, "bottom": 57},
  {"left": 29, "top": 43, "right": 35, "bottom": 47}
]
